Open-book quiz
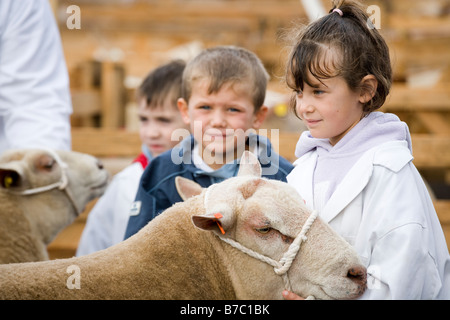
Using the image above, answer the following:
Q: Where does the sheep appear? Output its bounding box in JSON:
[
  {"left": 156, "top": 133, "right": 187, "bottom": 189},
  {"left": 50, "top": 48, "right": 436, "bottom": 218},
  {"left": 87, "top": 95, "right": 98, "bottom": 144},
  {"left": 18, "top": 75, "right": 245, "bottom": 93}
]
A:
[
  {"left": 0, "top": 151, "right": 366, "bottom": 300},
  {"left": 0, "top": 149, "right": 108, "bottom": 264}
]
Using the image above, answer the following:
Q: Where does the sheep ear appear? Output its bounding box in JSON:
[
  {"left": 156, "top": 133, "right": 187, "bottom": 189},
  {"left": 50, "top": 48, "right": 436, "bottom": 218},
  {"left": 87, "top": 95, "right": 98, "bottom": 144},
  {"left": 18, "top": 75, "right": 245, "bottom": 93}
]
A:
[
  {"left": 239, "top": 178, "right": 265, "bottom": 199},
  {"left": 175, "top": 176, "right": 203, "bottom": 201},
  {"left": 237, "top": 151, "right": 261, "bottom": 177},
  {"left": 0, "top": 168, "right": 22, "bottom": 189},
  {"left": 192, "top": 213, "right": 228, "bottom": 235},
  {"left": 192, "top": 201, "right": 234, "bottom": 235}
]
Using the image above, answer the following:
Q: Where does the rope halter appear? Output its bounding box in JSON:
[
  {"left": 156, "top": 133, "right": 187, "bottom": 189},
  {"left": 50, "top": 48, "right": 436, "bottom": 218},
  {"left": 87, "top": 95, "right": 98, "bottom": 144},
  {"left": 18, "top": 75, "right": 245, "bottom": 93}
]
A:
[
  {"left": 6, "top": 149, "right": 82, "bottom": 215},
  {"left": 203, "top": 181, "right": 318, "bottom": 297}
]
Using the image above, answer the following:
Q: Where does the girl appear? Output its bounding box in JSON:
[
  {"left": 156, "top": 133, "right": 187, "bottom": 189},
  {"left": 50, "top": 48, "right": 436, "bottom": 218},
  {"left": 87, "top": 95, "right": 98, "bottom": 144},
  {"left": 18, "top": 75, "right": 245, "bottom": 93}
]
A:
[{"left": 283, "top": 0, "right": 449, "bottom": 299}]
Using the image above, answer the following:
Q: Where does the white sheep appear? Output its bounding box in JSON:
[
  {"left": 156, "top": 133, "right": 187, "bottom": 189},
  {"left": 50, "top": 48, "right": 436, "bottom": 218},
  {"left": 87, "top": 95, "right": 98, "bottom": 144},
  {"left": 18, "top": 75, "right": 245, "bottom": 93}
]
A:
[
  {"left": 0, "top": 151, "right": 366, "bottom": 299},
  {"left": 0, "top": 149, "right": 108, "bottom": 264}
]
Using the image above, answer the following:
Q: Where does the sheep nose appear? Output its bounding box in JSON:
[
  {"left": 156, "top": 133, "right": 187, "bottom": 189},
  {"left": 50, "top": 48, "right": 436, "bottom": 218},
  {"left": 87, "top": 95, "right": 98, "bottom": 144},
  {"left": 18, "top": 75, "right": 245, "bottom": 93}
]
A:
[
  {"left": 96, "top": 159, "right": 104, "bottom": 170},
  {"left": 347, "top": 265, "right": 367, "bottom": 287}
]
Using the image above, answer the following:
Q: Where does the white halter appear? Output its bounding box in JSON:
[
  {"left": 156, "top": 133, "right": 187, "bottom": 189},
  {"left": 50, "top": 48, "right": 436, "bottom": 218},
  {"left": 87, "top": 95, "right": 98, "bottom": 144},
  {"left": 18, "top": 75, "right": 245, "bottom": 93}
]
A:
[
  {"left": 7, "top": 149, "right": 82, "bottom": 215},
  {"left": 204, "top": 182, "right": 318, "bottom": 299}
]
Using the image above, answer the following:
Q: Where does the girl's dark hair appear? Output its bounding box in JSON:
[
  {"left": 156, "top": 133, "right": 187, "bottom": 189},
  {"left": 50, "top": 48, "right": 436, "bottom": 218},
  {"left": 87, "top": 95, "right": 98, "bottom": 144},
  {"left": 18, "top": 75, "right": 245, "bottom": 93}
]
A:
[{"left": 286, "top": 0, "right": 392, "bottom": 115}]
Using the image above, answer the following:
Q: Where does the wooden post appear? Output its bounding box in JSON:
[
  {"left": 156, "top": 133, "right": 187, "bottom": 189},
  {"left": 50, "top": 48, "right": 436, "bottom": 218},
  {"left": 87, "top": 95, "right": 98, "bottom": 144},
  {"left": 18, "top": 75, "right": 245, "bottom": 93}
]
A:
[{"left": 100, "top": 62, "right": 125, "bottom": 128}]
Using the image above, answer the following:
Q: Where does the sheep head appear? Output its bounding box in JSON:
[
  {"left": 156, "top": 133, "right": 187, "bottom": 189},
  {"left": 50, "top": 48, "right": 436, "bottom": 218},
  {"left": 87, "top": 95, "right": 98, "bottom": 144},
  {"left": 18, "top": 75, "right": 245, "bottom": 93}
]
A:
[
  {"left": 176, "top": 151, "right": 366, "bottom": 300},
  {"left": 0, "top": 149, "right": 108, "bottom": 246}
]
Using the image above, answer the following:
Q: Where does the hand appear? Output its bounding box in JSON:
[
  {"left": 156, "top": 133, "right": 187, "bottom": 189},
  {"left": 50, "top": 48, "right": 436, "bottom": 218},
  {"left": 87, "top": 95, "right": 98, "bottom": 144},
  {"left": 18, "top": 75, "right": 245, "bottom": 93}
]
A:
[{"left": 282, "top": 290, "right": 305, "bottom": 300}]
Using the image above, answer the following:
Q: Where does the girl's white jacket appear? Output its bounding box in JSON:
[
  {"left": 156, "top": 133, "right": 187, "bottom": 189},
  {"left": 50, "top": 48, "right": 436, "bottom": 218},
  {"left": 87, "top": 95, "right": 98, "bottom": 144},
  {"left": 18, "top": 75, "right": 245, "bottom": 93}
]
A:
[{"left": 287, "top": 140, "right": 450, "bottom": 299}]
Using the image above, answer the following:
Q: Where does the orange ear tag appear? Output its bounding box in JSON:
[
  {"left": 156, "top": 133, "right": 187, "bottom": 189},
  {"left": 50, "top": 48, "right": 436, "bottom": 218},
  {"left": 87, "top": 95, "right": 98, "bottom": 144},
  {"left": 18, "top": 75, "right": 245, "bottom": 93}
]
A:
[{"left": 214, "top": 213, "right": 226, "bottom": 235}]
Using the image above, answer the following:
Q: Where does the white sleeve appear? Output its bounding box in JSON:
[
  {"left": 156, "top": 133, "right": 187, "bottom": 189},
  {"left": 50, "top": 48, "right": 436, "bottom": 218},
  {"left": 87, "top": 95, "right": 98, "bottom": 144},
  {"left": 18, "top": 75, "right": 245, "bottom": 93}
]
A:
[
  {"left": 361, "top": 224, "right": 442, "bottom": 299},
  {"left": 358, "top": 164, "right": 448, "bottom": 299},
  {"left": 0, "top": 0, "right": 72, "bottom": 153},
  {"left": 76, "top": 164, "right": 143, "bottom": 256},
  {"left": 76, "top": 179, "right": 121, "bottom": 256}
]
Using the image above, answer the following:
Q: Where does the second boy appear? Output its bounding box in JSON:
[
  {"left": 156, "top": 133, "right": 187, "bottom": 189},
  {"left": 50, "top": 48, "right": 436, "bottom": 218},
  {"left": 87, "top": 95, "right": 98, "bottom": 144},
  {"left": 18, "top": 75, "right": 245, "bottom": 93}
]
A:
[{"left": 124, "top": 46, "right": 294, "bottom": 238}]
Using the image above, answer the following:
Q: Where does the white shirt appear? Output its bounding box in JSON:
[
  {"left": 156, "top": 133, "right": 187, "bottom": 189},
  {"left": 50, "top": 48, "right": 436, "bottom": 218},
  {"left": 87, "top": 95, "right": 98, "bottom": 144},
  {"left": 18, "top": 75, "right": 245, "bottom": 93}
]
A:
[{"left": 0, "top": 0, "right": 72, "bottom": 154}]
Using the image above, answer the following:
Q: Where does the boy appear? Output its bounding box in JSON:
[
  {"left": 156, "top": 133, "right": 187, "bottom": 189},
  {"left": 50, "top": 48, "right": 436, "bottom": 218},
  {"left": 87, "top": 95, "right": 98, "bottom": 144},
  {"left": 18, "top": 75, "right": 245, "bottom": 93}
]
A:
[
  {"left": 124, "top": 46, "right": 294, "bottom": 239},
  {"left": 77, "top": 60, "right": 188, "bottom": 255}
]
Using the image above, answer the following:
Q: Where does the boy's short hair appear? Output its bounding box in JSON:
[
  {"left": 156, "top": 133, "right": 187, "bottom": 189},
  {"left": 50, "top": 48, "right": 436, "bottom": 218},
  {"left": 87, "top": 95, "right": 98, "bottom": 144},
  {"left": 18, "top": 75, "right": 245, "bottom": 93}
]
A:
[
  {"left": 137, "top": 59, "right": 186, "bottom": 109},
  {"left": 181, "top": 46, "right": 270, "bottom": 112}
]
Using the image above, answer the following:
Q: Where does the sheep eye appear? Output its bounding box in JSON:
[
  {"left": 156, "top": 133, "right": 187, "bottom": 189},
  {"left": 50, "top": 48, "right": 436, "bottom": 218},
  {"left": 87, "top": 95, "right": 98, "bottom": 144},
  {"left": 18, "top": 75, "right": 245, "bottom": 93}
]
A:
[
  {"left": 40, "top": 158, "right": 55, "bottom": 171},
  {"left": 256, "top": 227, "right": 271, "bottom": 234},
  {"left": 44, "top": 160, "right": 54, "bottom": 169}
]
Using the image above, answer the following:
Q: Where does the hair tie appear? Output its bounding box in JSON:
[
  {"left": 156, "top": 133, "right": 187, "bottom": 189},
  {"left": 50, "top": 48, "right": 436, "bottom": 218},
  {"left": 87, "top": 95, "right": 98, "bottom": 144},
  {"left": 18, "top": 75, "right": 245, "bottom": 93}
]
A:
[{"left": 332, "top": 8, "right": 343, "bottom": 16}]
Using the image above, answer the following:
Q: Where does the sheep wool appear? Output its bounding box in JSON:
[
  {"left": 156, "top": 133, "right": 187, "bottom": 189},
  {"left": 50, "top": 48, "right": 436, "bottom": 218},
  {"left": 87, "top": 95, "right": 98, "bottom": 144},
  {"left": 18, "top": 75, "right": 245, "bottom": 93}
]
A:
[
  {"left": 0, "top": 149, "right": 108, "bottom": 263},
  {"left": 0, "top": 152, "right": 366, "bottom": 300}
]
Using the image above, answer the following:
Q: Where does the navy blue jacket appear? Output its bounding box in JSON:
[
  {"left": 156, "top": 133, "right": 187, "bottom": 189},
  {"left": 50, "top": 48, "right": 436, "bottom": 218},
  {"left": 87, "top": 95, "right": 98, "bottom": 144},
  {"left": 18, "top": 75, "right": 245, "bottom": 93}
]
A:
[{"left": 124, "top": 135, "right": 293, "bottom": 239}]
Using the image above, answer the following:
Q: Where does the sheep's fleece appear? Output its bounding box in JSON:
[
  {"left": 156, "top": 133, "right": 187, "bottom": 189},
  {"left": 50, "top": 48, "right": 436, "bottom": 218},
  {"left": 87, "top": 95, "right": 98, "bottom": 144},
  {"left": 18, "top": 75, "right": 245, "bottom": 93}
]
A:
[
  {"left": 0, "top": 151, "right": 366, "bottom": 299},
  {"left": 0, "top": 149, "right": 108, "bottom": 263}
]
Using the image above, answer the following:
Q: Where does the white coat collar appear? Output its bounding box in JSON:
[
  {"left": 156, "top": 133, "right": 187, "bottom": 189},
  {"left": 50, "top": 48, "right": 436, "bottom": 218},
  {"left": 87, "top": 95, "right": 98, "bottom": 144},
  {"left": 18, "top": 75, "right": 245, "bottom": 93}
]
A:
[
  {"left": 290, "top": 151, "right": 316, "bottom": 210},
  {"left": 291, "top": 141, "right": 413, "bottom": 223}
]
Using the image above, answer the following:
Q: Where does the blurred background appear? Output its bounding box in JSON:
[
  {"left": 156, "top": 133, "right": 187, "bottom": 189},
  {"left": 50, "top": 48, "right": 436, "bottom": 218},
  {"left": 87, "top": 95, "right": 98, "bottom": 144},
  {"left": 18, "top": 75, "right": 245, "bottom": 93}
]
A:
[{"left": 46, "top": 0, "right": 450, "bottom": 256}]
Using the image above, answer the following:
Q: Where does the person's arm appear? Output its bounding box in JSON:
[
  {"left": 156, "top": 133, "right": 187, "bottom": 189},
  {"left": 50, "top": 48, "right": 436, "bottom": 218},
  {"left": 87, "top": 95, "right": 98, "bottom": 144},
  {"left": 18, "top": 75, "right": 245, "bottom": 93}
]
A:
[
  {"left": 358, "top": 164, "right": 445, "bottom": 299},
  {"left": 124, "top": 185, "right": 157, "bottom": 239},
  {"left": 76, "top": 183, "right": 119, "bottom": 256},
  {"left": 76, "top": 166, "right": 141, "bottom": 256},
  {"left": 123, "top": 158, "right": 174, "bottom": 239},
  {"left": 0, "top": 0, "right": 72, "bottom": 152}
]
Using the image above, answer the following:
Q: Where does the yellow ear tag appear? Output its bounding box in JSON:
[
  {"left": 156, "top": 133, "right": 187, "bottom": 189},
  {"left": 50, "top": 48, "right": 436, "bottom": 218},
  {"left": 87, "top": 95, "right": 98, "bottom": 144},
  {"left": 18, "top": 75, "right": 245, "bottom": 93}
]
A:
[{"left": 4, "top": 175, "right": 13, "bottom": 188}]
